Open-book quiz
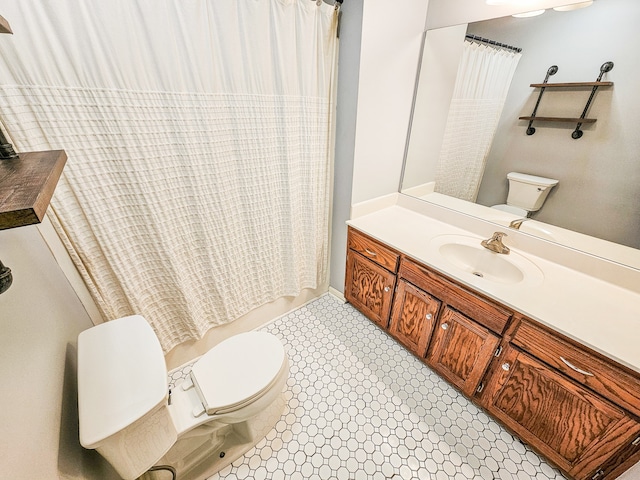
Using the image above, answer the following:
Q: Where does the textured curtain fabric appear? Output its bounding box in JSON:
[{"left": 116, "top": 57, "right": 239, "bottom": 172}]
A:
[
  {"left": 435, "top": 40, "right": 521, "bottom": 202},
  {"left": 0, "top": 0, "right": 339, "bottom": 352}
]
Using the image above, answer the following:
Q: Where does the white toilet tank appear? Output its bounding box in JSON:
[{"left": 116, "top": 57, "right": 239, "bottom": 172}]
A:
[
  {"left": 78, "top": 315, "right": 177, "bottom": 480},
  {"left": 506, "top": 172, "right": 559, "bottom": 212}
]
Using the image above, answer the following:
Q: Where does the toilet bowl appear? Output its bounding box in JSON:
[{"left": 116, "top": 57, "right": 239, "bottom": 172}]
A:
[{"left": 78, "top": 315, "right": 289, "bottom": 480}]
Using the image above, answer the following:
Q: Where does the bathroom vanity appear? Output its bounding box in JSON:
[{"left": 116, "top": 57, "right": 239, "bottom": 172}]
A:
[{"left": 344, "top": 197, "right": 640, "bottom": 480}]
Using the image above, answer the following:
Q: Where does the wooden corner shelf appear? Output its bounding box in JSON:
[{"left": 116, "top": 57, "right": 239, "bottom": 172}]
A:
[
  {"left": 530, "top": 81, "right": 613, "bottom": 88},
  {"left": 0, "top": 150, "right": 67, "bottom": 230},
  {"left": 519, "top": 116, "right": 597, "bottom": 124}
]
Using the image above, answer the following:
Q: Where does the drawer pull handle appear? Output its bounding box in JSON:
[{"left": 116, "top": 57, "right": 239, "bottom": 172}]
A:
[
  {"left": 502, "top": 363, "right": 510, "bottom": 371},
  {"left": 632, "top": 436, "right": 640, "bottom": 447},
  {"left": 560, "top": 357, "right": 594, "bottom": 377},
  {"left": 426, "top": 313, "right": 433, "bottom": 320},
  {"left": 441, "top": 323, "right": 449, "bottom": 330},
  {"left": 365, "top": 249, "right": 377, "bottom": 257}
]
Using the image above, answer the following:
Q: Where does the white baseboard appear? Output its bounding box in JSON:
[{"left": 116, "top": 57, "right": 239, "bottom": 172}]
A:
[{"left": 328, "top": 286, "right": 346, "bottom": 303}]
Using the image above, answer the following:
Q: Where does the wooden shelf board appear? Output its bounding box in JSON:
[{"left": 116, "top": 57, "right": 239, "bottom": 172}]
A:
[
  {"left": 0, "top": 150, "right": 67, "bottom": 230},
  {"left": 519, "top": 116, "right": 597, "bottom": 124},
  {"left": 530, "top": 81, "right": 613, "bottom": 88}
]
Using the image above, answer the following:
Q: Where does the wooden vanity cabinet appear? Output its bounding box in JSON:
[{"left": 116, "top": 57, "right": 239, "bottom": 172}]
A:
[
  {"left": 344, "top": 227, "right": 399, "bottom": 329},
  {"left": 344, "top": 227, "right": 640, "bottom": 479},
  {"left": 481, "top": 343, "right": 640, "bottom": 480}
]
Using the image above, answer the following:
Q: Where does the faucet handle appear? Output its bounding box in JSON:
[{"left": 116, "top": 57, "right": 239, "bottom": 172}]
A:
[{"left": 481, "top": 231, "right": 510, "bottom": 255}]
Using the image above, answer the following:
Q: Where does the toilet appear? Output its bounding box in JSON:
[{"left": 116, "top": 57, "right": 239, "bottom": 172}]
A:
[
  {"left": 491, "top": 172, "right": 559, "bottom": 216},
  {"left": 77, "top": 315, "right": 289, "bottom": 480}
]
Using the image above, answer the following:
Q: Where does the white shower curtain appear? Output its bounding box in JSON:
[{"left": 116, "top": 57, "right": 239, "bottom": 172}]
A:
[
  {"left": 0, "top": 0, "right": 339, "bottom": 352},
  {"left": 435, "top": 40, "right": 521, "bottom": 202}
]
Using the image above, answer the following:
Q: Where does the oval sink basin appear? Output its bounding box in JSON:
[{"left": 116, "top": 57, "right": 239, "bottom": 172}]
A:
[{"left": 430, "top": 235, "right": 544, "bottom": 286}]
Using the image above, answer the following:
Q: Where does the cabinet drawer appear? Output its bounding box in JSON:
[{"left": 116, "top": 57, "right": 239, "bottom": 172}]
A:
[
  {"left": 399, "top": 257, "right": 511, "bottom": 334},
  {"left": 512, "top": 319, "right": 640, "bottom": 418},
  {"left": 348, "top": 228, "right": 400, "bottom": 273}
]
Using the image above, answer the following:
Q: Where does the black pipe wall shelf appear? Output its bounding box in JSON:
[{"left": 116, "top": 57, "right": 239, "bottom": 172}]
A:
[
  {"left": 519, "top": 62, "right": 614, "bottom": 139},
  {"left": 0, "top": 150, "right": 67, "bottom": 230}
]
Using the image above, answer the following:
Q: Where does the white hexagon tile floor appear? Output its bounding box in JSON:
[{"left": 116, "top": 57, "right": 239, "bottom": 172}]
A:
[{"left": 168, "top": 293, "right": 568, "bottom": 480}]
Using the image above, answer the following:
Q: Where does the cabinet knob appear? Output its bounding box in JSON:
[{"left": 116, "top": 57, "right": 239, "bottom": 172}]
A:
[
  {"left": 426, "top": 313, "right": 433, "bottom": 320},
  {"left": 384, "top": 286, "right": 390, "bottom": 292},
  {"left": 502, "top": 363, "right": 510, "bottom": 371},
  {"left": 441, "top": 323, "right": 449, "bottom": 330}
]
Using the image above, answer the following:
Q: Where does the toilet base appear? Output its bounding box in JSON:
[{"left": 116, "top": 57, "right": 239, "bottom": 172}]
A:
[{"left": 138, "top": 394, "right": 286, "bottom": 480}]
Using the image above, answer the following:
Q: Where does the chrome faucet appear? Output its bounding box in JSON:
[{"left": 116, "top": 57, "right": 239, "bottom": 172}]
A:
[
  {"left": 481, "top": 232, "right": 510, "bottom": 255},
  {"left": 509, "top": 218, "right": 530, "bottom": 230}
]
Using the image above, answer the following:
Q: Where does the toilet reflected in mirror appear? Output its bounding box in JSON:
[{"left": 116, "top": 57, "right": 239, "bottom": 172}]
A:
[{"left": 491, "top": 172, "right": 558, "bottom": 217}]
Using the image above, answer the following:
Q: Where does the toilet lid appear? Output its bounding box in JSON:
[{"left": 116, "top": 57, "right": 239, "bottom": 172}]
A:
[{"left": 190, "top": 331, "right": 286, "bottom": 415}]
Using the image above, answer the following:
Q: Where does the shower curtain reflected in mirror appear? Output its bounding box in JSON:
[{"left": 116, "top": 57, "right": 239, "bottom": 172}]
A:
[{"left": 434, "top": 40, "right": 521, "bottom": 202}]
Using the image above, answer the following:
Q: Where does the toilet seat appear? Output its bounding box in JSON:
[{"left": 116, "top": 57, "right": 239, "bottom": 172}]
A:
[
  {"left": 491, "top": 204, "right": 528, "bottom": 216},
  {"left": 190, "top": 331, "right": 286, "bottom": 415}
]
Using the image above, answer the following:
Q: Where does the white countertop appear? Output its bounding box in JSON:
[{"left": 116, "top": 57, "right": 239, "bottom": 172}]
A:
[{"left": 347, "top": 202, "right": 640, "bottom": 373}]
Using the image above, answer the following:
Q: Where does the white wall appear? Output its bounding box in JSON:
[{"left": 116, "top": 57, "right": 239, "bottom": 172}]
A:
[
  {"left": 329, "top": 0, "right": 430, "bottom": 293},
  {"left": 349, "top": 0, "right": 430, "bottom": 204},
  {"left": 0, "top": 225, "right": 119, "bottom": 479}
]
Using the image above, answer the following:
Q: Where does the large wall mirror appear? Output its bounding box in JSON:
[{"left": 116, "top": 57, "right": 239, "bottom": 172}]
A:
[{"left": 401, "top": 0, "right": 640, "bottom": 270}]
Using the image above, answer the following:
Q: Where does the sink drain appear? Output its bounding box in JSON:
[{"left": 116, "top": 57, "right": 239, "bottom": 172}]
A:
[{"left": 472, "top": 271, "right": 484, "bottom": 278}]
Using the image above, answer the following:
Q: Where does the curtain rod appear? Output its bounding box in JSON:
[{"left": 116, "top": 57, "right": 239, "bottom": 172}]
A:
[{"left": 465, "top": 34, "right": 522, "bottom": 53}]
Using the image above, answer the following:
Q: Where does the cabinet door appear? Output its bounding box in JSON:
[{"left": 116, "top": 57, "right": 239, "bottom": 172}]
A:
[
  {"left": 345, "top": 250, "right": 396, "bottom": 329},
  {"left": 426, "top": 307, "right": 500, "bottom": 397},
  {"left": 388, "top": 280, "right": 441, "bottom": 358},
  {"left": 483, "top": 345, "right": 640, "bottom": 480}
]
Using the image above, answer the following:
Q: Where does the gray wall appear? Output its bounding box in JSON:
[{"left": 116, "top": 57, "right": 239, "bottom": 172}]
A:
[
  {"left": 0, "top": 226, "right": 119, "bottom": 479},
  {"left": 473, "top": 0, "right": 640, "bottom": 249},
  {"left": 329, "top": 0, "right": 363, "bottom": 294}
]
